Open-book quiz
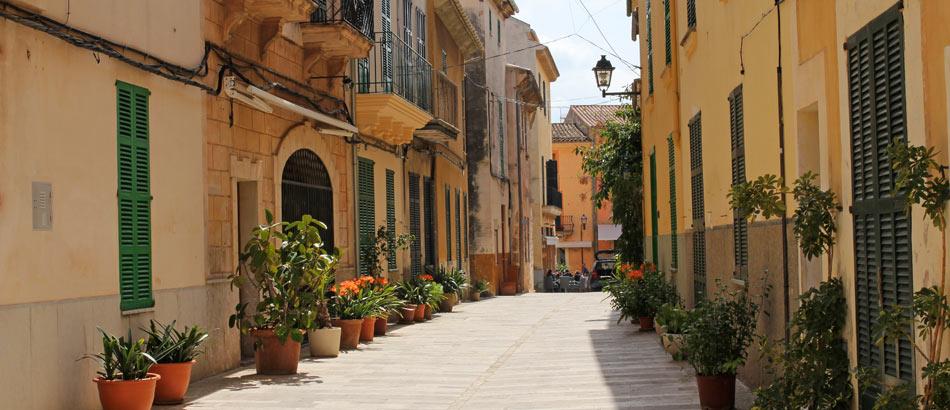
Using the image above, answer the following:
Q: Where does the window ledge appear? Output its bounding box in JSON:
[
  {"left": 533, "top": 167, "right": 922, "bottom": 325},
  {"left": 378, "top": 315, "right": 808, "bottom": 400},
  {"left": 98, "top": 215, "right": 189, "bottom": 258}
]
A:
[
  {"left": 207, "top": 275, "right": 231, "bottom": 285},
  {"left": 121, "top": 307, "right": 156, "bottom": 316},
  {"left": 730, "top": 277, "right": 747, "bottom": 288}
]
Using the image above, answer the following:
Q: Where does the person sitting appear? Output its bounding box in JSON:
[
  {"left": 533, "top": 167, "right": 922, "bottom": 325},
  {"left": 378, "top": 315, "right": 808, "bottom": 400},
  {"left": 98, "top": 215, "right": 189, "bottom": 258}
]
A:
[{"left": 574, "top": 272, "right": 581, "bottom": 282}]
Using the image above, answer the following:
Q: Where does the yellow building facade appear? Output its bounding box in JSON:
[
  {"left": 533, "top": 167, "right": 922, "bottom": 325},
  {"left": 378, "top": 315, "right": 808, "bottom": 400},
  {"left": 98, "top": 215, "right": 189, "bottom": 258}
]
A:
[{"left": 634, "top": 0, "right": 950, "bottom": 398}]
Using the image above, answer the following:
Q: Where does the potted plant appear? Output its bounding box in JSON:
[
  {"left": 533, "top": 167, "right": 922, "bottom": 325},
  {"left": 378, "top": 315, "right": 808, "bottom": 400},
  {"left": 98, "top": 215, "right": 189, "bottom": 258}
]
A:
[
  {"left": 603, "top": 264, "right": 677, "bottom": 330},
  {"left": 305, "top": 242, "right": 340, "bottom": 358},
  {"left": 83, "top": 327, "right": 159, "bottom": 410},
  {"left": 683, "top": 280, "right": 768, "bottom": 410},
  {"left": 424, "top": 280, "right": 447, "bottom": 320},
  {"left": 328, "top": 278, "right": 374, "bottom": 349},
  {"left": 655, "top": 304, "right": 693, "bottom": 359},
  {"left": 470, "top": 280, "right": 489, "bottom": 301},
  {"left": 359, "top": 226, "right": 414, "bottom": 278},
  {"left": 395, "top": 279, "right": 423, "bottom": 324},
  {"left": 229, "top": 212, "right": 336, "bottom": 374},
  {"left": 142, "top": 320, "right": 208, "bottom": 404},
  {"left": 430, "top": 265, "right": 469, "bottom": 312}
]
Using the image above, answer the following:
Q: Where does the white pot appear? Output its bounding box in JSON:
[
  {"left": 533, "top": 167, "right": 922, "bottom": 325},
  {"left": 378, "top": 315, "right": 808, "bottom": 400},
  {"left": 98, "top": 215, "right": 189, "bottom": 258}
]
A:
[{"left": 308, "top": 327, "right": 341, "bottom": 358}]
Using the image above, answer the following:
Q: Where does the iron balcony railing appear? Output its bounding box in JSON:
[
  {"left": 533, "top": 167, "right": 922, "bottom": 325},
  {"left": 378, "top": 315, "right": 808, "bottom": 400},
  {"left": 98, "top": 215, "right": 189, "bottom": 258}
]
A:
[
  {"left": 556, "top": 215, "right": 574, "bottom": 233},
  {"left": 310, "top": 0, "right": 374, "bottom": 38},
  {"left": 432, "top": 70, "right": 459, "bottom": 128},
  {"left": 356, "top": 31, "right": 433, "bottom": 113}
]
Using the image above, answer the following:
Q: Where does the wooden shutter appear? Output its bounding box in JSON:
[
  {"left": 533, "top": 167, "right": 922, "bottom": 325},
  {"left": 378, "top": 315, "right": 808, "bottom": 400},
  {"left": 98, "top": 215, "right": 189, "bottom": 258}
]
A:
[
  {"left": 386, "top": 169, "right": 397, "bottom": 270},
  {"left": 846, "top": 4, "right": 914, "bottom": 395},
  {"left": 663, "top": 0, "right": 671, "bottom": 65},
  {"left": 116, "top": 81, "right": 153, "bottom": 311},
  {"left": 650, "top": 149, "right": 659, "bottom": 263},
  {"left": 456, "top": 188, "right": 462, "bottom": 267},
  {"left": 409, "top": 173, "right": 422, "bottom": 275},
  {"left": 688, "top": 113, "right": 705, "bottom": 302},
  {"left": 686, "top": 0, "right": 696, "bottom": 29},
  {"left": 729, "top": 85, "right": 749, "bottom": 281},
  {"left": 445, "top": 184, "right": 452, "bottom": 263},
  {"left": 667, "top": 136, "right": 678, "bottom": 268},
  {"left": 646, "top": 0, "right": 654, "bottom": 93},
  {"left": 358, "top": 157, "right": 376, "bottom": 275},
  {"left": 464, "top": 193, "right": 469, "bottom": 259},
  {"left": 424, "top": 177, "right": 436, "bottom": 265},
  {"left": 498, "top": 99, "right": 505, "bottom": 176},
  {"left": 381, "top": 0, "right": 393, "bottom": 91}
]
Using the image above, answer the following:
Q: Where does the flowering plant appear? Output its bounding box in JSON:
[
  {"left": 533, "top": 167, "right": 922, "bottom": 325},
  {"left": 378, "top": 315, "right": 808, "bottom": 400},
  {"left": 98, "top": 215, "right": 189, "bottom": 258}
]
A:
[
  {"left": 603, "top": 263, "right": 678, "bottom": 322},
  {"left": 329, "top": 276, "right": 403, "bottom": 319},
  {"left": 420, "top": 274, "right": 434, "bottom": 281}
]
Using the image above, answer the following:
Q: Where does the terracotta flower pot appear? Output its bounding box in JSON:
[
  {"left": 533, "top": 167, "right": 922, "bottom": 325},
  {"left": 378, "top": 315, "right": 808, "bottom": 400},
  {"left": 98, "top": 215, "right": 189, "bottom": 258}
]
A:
[
  {"left": 332, "top": 319, "right": 362, "bottom": 350},
  {"left": 424, "top": 304, "right": 433, "bottom": 320},
  {"left": 414, "top": 303, "right": 427, "bottom": 321},
  {"left": 374, "top": 317, "right": 388, "bottom": 336},
  {"left": 399, "top": 304, "right": 417, "bottom": 324},
  {"left": 308, "top": 327, "right": 341, "bottom": 357},
  {"left": 662, "top": 333, "right": 685, "bottom": 357},
  {"left": 696, "top": 374, "right": 736, "bottom": 410},
  {"left": 439, "top": 293, "right": 455, "bottom": 312},
  {"left": 471, "top": 292, "right": 481, "bottom": 301},
  {"left": 252, "top": 329, "right": 302, "bottom": 375},
  {"left": 150, "top": 361, "right": 194, "bottom": 405},
  {"left": 93, "top": 373, "right": 160, "bottom": 410},
  {"left": 638, "top": 316, "right": 655, "bottom": 331},
  {"left": 360, "top": 316, "right": 376, "bottom": 342}
]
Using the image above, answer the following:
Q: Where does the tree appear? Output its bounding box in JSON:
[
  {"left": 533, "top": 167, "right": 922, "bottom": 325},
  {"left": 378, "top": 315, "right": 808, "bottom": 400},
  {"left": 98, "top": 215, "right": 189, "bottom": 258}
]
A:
[{"left": 575, "top": 103, "right": 643, "bottom": 263}]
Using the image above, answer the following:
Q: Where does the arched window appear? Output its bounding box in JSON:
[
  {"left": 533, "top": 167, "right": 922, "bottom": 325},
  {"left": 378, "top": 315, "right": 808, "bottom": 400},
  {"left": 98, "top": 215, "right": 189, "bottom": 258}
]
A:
[{"left": 281, "top": 149, "right": 334, "bottom": 251}]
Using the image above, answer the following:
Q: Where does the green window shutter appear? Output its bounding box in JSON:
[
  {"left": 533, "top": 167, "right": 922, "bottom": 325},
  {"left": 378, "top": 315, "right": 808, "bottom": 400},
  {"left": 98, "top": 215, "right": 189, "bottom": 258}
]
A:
[
  {"left": 498, "top": 99, "right": 505, "bottom": 177},
  {"left": 386, "top": 169, "right": 397, "bottom": 271},
  {"left": 445, "top": 184, "right": 452, "bottom": 263},
  {"left": 424, "top": 177, "right": 436, "bottom": 265},
  {"left": 667, "top": 135, "right": 678, "bottom": 268},
  {"left": 647, "top": 0, "right": 654, "bottom": 94},
  {"left": 729, "top": 85, "right": 748, "bottom": 281},
  {"left": 649, "top": 149, "right": 659, "bottom": 264},
  {"left": 358, "top": 157, "right": 376, "bottom": 276},
  {"left": 455, "top": 188, "right": 461, "bottom": 268},
  {"left": 688, "top": 112, "right": 705, "bottom": 303},
  {"left": 464, "top": 193, "right": 469, "bottom": 259},
  {"left": 686, "top": 0, "right": 696, "bottom": 29},
  {"left": 846, "top": 4, "right": 914, "bottom": 396},
  {"left": 116, "top": 80, "right": 153, "bottom": 311},
  {"left": 663, "top": 0, "right": 671, "bottom": 65},
  {"left": 409, "top": 173, "right": 422, "bottom": 275}
]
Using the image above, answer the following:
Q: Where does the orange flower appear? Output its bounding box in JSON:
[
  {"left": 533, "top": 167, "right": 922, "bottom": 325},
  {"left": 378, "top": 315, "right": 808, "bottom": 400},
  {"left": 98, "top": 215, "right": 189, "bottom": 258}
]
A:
[
  {"left": 420, "top": 274, "right": 434, "bottom": 281},
  {"left": 376, "top": 277, "right": 388, "bottom": 286},
  {"left": 627, "top": 270, "right": 643, "bottom": 280}
]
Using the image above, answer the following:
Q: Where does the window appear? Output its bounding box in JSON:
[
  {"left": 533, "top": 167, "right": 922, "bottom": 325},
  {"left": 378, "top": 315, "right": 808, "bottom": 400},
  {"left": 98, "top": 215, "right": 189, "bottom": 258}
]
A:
[
  {"left": 416, "top": 7, "right": 426, "bottom": 55},
  {"left": 386, "top": 169, "right": 397, "bottom": 270},
  {"left": 667, "top": 135, "right": 677, "bottom": 268},
  {"left": 380, "top": 0, "right": 393, "bottom": 91},
  {"left": 409, "top": 173, "right": 422, "bottom": 274},
  {"left": 646, "top": 0, "right": 654, "bottom": 93},
  {"left": 357, "top": 157, "right": 375, "bottom": 275},
  {"left": 116, "top": 80, "right": 153, "bottom": 311},
  {"left": 663, "top": 0, "right": 671, "bottom": 65},
  {"left": 498, "top": 98, "right": 505, "bottom": 176},
  {"left": 497, "top": 20, "right": 501, "bottom": 46},
  {"left": 455, "top": 188, "right": 462, "bottom": 267},
  {"left": 489, "top": 9, "right": 492, "bottom": 35},
  {"left": 424, "top": 177, "right": 436, "bottom": 265},
  {"left": 445, "top": 184, "right": 452, "bottom": 263},
  {"left": 846, "top": 4, "right": 914, "bottom": 396},
  {"left": 688, "top": 112, "right": 704, "bottom": 302},
  {"left": 729, "top": 85, "right": 747, "bottom": 281},
  {"left": 686, "top": 0, "right": 696, "bottom": 29}
]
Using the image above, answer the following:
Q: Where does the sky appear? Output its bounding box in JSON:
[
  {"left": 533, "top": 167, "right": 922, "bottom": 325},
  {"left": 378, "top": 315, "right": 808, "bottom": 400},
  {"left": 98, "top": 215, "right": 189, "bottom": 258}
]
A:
[{"left": 515, "top": 0, "right": 641, "bottom": 123}]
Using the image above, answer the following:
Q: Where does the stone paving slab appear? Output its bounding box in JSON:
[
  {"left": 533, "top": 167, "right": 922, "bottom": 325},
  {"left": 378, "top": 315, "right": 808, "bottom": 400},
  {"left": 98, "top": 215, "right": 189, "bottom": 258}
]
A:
[{"left": 167, "top": 292, "right": 752, "bottom": 409}]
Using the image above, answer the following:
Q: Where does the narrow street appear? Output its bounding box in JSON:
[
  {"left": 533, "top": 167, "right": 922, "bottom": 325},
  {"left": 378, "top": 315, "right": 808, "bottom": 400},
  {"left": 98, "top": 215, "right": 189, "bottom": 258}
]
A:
[{"left": 170, "top": 293, "right": 750, "bottom": 410}]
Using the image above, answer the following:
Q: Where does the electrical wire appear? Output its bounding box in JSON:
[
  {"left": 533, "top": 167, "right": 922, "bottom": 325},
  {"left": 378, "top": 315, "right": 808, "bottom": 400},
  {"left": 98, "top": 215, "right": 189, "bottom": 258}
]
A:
[{"left": 575, "top": 0, "right": 635, "bottom": 72}]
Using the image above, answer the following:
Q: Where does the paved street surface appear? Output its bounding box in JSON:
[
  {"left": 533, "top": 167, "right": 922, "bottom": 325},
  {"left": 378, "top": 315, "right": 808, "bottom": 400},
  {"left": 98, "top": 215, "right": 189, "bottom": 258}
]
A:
[{"left": 171, "top": 292, "right": 751, "bottom": 409}]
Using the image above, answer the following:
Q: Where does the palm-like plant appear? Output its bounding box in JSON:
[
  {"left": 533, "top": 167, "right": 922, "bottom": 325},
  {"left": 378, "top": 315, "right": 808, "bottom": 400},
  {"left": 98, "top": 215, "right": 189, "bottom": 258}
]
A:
[
  {"left": 142, "top": 320, "right": 209, "bottom": 364},
  {"left": 82, "top": 327, "right": 156, "bottom": 381}
]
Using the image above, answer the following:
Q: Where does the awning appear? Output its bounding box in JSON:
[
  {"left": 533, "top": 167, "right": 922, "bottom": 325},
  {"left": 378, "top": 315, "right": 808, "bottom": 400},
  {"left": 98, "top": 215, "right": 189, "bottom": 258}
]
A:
[
  {"left": 598, "top": 224, "right": 622, "bottom": 241},
  {"left": 557, "top": 241, "right": 592, "bottom": 249},
  {"left": 544, "top": 236, "right": 559, "bottom": 246}
]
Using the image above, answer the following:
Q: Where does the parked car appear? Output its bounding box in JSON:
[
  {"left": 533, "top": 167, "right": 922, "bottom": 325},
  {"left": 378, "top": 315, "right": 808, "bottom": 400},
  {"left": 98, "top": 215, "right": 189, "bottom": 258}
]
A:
[{"left": 590, "top": 250, "right": 617, "bottom": 291}]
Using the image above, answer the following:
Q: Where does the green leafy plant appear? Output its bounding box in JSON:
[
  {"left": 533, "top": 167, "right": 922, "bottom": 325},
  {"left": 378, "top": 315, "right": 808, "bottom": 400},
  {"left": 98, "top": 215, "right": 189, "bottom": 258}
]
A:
[
  {"left": 655, "top": 303, "right": 693, "bottom": 334},
  {"left": 395, "top": 278, "right": 428, "bottom": 305},
  {"left": 228, "top": 211, "right": 339, "bottom": 345},
  {"left": 603, "top": 265, "right": 678, "bottom": 323},
  {"left": 428, "top": 265, "right": 469, "bottom": 295},
  {"left": 684, "top": 279, "right": 769, "bottom": 376},
  {"left": 555, "top": 263, "right": 571, "bottom": 272},
  {"left": 752, "top": 279, "right": 852, "bottom": 409},
  {"left": 360, "top": 226, "right": 414, "bottom": 278},
  {"left": 142, "top": 320, "right": 209, "bottom": 364},
  {"left": 791, "top": 171, "right": 842, "bottom": 280},
  {"left": 425, "top": 282, "right": 447, "bottom": 309},
  {"left": 82, "top": 327, "right": 156, "bottom": 381},
  {"left": 728, "top": 174, "right": 787, "bottom": 222},
  {"left": 471, "top": 280, "right": 490, "bottom": 295},
  {"left": 864, "top": 140, "right": 950, "bottom": 409},
  {"left": 575, "top": 104, "right": 644, "bottom": 262}
]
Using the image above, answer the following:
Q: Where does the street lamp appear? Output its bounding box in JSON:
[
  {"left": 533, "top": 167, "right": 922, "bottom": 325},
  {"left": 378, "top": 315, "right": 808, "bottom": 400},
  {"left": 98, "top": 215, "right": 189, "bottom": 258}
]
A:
[
  {"left": 592, "top": 55, "right": 638, "bottom": 98},
  {"left": 580, "top": 214, "right": 588, "bottom": 269}
]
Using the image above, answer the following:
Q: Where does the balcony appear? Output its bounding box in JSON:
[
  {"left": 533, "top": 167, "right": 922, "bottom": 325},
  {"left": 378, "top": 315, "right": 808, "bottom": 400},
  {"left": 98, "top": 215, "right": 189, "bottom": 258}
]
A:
[
  {"left": 543, "top": 189, "right": 562, "bottom": 218},
  {"left": 355, "top": 31, "right": 434, "bottom": 145},
  {"left": 555, "top": 215, "right": 574, "bottom": 234},
  {"left": 300, "top": 0, "right": 374, "bottom": 73},
  {"left": 416, "top": 70, "right": 460, "bottom": 142}
]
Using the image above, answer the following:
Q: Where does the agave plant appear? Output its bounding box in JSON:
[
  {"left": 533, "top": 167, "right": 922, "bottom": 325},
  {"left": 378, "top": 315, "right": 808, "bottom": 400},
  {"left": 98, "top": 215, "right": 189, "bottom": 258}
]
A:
[
  {"left": 142, "top": 320, "right": 209, "bottom": 364},
  {"left": 82, "top": 327, "right": 156, "bottom": 381}
]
